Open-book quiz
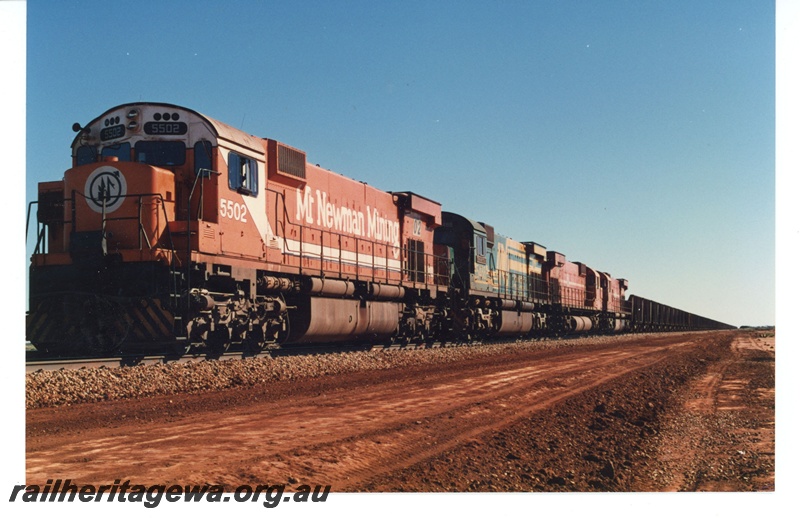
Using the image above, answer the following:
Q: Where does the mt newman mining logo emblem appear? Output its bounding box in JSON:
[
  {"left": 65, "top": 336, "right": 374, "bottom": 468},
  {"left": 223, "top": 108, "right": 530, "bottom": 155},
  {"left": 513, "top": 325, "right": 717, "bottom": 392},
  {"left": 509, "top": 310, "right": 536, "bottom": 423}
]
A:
[{"left": 85, "top": 166, "right": 127, "bottom": 213}]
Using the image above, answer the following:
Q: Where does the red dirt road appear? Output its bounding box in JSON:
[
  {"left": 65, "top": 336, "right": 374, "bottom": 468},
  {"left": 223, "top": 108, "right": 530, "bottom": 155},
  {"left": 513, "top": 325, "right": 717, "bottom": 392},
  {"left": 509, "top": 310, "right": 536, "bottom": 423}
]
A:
[{"left": 26, "top": 331, "right": 774, "bottom": 491}]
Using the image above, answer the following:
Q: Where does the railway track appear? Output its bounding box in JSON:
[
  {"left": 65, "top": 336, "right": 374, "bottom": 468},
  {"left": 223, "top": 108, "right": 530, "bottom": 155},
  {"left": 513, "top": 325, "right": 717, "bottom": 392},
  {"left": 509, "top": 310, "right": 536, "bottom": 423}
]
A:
[
  {"left": 29, "top": 330, "right": 702, "bottom": 374},
  {"left": 24, "top": 339, "right": 473, "bottom": 373},
  {"left": 26, "top": 350, "right": 265, "bottom": 374}
]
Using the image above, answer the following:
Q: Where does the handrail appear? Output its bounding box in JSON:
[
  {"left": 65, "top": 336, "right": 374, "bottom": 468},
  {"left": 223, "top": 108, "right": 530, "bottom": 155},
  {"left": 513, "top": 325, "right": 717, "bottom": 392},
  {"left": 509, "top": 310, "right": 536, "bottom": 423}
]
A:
[
  {"left": 31, "top": 190, "right": 180, "bottom": 271},
  {"left": 26, "top": 201, "right": 50, "bottom": 256},
  {"left": 26, "top": 201, "right": 38, "bottom": 245},
  {"left": 183, "top": 168, "right": 219, "bottom": 319}
]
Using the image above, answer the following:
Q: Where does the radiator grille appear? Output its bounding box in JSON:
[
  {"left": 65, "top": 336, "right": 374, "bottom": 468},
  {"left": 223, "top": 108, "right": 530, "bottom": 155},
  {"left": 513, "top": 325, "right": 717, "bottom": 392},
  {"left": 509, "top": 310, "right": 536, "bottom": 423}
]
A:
[{"left": 278, "top": 145, "right": 306, "bottom": 179}]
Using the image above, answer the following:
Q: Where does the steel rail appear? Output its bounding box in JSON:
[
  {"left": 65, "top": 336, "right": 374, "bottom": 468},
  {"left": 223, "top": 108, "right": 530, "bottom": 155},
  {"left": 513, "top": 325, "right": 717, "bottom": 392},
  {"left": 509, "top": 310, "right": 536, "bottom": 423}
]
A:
[
  {"left": 24, "top": 340, "right": 463, "bottom": 373},
  {"left": 27, "top": 329, "right": 703, "bottom": 374}
]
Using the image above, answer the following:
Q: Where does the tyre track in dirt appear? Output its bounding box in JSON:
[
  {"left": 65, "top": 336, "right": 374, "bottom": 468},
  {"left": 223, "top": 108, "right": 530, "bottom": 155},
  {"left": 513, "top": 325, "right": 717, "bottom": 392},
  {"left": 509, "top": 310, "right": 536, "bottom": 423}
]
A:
[
  {"left": 226, "top": 344, "right": 688, "bottom": 490},
  {"left": 635, "top": 332, "right": 775, "bottom": 491}
]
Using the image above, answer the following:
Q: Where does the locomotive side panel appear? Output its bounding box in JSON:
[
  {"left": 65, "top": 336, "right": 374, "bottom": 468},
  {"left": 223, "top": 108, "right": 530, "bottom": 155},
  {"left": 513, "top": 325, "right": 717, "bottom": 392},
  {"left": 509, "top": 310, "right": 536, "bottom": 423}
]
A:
[
  {"left": 544, "top": 251, "right": 587, "bottom": 311},
  {"left": 493, "top": 234, "right": 529, "bottom": 301},
  {"left": 522, "top": 241, "right": 548, "bottom": 305},
  {"left": 581, "top": 266, "right": 603, "bottom": 311},
  {"left": 600, "top": 273, "right": 629, "bottom": 331},
  {"left": 267, "top": 156, "right": 403, "bottom": 283},
  {"left": 394, "top": 192, "right": 443, "bottom": 289}
]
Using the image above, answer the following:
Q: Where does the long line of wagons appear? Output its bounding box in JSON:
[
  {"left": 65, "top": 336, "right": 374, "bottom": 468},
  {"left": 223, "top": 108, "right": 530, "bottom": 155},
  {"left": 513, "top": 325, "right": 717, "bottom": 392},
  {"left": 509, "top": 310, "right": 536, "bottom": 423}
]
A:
[{"left": 26, "top": 102, "right": 734, "bottom": 356}]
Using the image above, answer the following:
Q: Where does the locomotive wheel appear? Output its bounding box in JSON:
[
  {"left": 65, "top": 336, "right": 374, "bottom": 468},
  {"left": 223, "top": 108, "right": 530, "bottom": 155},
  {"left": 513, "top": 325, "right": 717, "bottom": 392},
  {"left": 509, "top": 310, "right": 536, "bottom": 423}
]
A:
[
  {"left": 206, "top": 328, "right": 231, "bottom": 356},
  {"left": 170, "top": 341, "right": 192, "bottom": 357},
  {"left": 242, "top": 327, "right": 266, "bottom": 355}
]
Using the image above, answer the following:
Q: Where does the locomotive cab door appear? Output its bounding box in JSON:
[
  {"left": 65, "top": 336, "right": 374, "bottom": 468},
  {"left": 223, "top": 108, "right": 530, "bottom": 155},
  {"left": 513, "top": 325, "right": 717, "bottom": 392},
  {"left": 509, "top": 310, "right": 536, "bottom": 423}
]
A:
[{"left": 218, "top": 150, "right": 266, "bottom": 259}]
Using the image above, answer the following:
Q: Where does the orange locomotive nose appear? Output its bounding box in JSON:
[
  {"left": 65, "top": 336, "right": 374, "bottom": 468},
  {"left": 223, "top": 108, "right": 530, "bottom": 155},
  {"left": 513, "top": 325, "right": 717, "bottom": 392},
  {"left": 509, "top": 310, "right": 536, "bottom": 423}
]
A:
[{"left": 64, "top": 161, "right": 176, "bottom": 261}]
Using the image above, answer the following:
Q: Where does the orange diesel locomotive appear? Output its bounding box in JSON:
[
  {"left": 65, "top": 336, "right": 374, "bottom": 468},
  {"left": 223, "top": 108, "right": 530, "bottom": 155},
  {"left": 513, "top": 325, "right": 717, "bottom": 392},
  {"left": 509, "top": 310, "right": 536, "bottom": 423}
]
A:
[{"left": 27, "top": 102, "right": 446, "bottom": 354}]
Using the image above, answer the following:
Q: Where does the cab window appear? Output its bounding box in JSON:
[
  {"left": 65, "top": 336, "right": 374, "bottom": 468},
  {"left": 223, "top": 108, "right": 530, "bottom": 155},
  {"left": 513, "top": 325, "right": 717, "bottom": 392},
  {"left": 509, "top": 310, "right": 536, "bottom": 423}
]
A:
[
  {"left": 228, "top": 152, "right": 258, "bottom": 196},
  {"left": 135, "top": 141, "right": 186, "bottom": 166},
  {"left": 101, "top": 142, "right": 131, "bottom": 161},
  {"left": 194, "top": 140, "right": 213, "bottom": 176},
  {"left": 76, "top": 145, "right": 97, "bottom": 165},
  {"left": 475, "top": 235, "right": 487, "bottom": 257},
  {"left": 474, "top": 234, "right": 487, "bottom": 266}
]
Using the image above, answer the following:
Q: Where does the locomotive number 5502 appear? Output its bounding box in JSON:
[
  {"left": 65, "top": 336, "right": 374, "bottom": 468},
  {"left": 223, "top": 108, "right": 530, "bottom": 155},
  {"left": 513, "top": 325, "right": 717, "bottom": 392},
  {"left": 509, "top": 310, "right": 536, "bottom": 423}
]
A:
[{"left": 220, "top": 199, "right": 248, "bottom": 222}]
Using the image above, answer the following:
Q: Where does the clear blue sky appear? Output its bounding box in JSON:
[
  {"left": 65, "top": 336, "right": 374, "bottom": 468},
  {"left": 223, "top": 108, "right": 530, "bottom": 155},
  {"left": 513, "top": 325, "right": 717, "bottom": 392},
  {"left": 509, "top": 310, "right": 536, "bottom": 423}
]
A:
[{"left": 21, "top": 0, "right": 775, "bottom": 327}]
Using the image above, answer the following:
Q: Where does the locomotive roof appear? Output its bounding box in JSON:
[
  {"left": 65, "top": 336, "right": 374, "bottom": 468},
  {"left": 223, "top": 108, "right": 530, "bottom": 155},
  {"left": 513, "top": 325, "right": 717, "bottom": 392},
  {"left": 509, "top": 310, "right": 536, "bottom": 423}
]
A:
[
  {"left": 442, "top": 211, "right": 488, "bottom": 235},
  {"left": 70, "top": 101, "right": 265, "bottom": 154}
]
